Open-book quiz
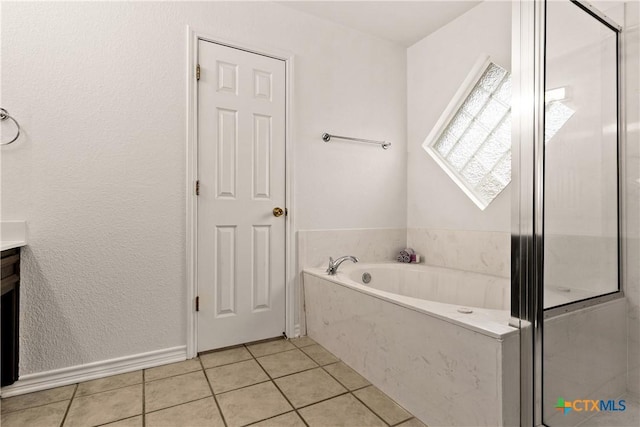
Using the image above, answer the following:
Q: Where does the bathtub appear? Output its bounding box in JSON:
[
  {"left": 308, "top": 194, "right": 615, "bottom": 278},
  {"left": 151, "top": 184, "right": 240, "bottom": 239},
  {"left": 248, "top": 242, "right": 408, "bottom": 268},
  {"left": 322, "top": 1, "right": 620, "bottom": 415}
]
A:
[{"left": 303, "top": 262, "right": 519, "bottom": 427}]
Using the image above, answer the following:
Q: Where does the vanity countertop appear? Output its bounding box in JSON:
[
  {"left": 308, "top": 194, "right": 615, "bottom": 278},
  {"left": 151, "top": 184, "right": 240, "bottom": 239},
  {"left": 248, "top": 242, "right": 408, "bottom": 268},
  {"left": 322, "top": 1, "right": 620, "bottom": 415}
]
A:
[
  {"left": 1, "top": 241, "right": 26, "bottom": 251},
  {"left": 1, "top": 221, "right": 27, "bottom": 251}
]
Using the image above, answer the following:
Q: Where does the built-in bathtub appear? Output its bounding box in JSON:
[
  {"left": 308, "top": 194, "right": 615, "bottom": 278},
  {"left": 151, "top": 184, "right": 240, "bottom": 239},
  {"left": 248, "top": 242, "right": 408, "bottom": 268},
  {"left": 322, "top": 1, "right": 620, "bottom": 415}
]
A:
[{"left": 303, "top": 262, "right": 519, "bottom": 427}]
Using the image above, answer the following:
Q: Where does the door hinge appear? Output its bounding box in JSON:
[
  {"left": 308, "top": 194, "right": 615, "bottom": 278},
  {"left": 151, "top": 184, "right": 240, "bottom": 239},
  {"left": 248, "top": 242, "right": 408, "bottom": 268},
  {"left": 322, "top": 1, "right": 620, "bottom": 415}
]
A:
[
  {"left": 195, "top": 296, "right": 200, "bottom": 312},
  {"left": 195, "top": 180, "right": 200, "bottom": 196},
  {"left": 196, "top": 64, "right": 201, "bottom": 81}
]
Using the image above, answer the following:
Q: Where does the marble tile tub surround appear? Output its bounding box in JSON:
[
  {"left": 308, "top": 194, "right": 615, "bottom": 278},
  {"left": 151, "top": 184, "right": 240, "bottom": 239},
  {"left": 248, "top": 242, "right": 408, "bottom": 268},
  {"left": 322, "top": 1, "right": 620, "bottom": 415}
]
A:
[
  {"left": 304, "top": 272, "right": 519, "bottom": 427},
  {"left": 0, "top": 338, "right": 425, "bottom": 427},
  {"left": 297, "top": 228, "right": 406, "bottom": 270},
  {"left": 297, "top": 228, "right": 406, "bottom": 334},
  {"left": 407, "top": 228, "right": 510, "bottom": 278}
]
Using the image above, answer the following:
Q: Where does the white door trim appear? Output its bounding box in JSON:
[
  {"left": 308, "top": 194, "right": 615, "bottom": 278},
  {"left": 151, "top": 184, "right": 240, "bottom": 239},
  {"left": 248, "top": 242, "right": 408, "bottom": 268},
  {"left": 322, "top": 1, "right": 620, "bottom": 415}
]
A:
[{"left": 186, "top": 26, "right": 296, "bottom": 359}]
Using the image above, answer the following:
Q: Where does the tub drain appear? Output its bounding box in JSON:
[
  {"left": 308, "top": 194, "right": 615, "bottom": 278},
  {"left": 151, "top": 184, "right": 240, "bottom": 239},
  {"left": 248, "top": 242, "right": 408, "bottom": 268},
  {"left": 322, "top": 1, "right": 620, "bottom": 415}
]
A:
[
  {"left": 457, "top": 307, "right": 473, "bottom": 314},
  {"left": 362, "top": 272, "right": 372, "bottom": 284}
]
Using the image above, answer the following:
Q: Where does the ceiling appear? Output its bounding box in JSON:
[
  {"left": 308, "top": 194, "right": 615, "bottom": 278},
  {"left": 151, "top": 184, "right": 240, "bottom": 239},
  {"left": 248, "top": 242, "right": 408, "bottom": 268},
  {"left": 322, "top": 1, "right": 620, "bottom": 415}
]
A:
[{"left": 278, "top": 1, "right": 481, "bottom": 47}]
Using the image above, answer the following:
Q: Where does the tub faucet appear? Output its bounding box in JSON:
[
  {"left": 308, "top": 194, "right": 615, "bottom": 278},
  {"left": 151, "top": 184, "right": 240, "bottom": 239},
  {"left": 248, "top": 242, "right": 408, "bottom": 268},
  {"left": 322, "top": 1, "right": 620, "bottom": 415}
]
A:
[{"left": 326, "top": 255, "right": 359, "bottom": 275}]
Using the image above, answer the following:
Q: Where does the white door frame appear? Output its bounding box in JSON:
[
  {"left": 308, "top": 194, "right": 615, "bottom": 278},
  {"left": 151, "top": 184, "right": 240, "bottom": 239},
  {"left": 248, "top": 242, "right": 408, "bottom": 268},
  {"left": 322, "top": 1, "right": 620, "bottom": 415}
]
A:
[{"left": 185, "top": 26, "right": 296, "bottom": 359}]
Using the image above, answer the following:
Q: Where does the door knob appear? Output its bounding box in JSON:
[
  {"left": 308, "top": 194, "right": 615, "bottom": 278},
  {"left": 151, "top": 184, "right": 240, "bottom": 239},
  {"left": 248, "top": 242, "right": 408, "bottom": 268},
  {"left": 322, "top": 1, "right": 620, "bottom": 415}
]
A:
[{"left": 273, "top": 207, "right": 284, "bottom": 217}]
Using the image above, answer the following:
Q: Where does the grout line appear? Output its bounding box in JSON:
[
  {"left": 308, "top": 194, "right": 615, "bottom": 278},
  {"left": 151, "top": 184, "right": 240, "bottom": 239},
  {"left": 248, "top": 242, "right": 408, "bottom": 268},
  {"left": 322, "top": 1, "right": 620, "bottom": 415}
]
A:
[
  {"left": 198, "top": 343, "right": 246, "bottom": 356},
  {"left": 248, "top": 346, "right": 298, "bottom": 359},
  {"left": 293, "top": 390, "right": 351, "bottom": 411},
  {"left": 199, "top": 356, "right": 228, "bottom": 427},
  {"left": 244, "top": 410, "right": 300, "bottom": 426},
  {"left": 298, "top": 410, "right": 311, "bottom": 427},
  {"left": 142, "top": 395, "right": 212, "bottom": 416},
  {"left": 254, "top": 349, "right": 318, "bottom": 366},
  {"left": 319, "top": 363, "right": 344, "bottom": 385},
  {"left": 211, "top": 379, "right": 273, "bottom": 396},
  {"left": 94, "top": 415, "right": 142, "bottom": 427},
  {"left": 316, "top": 357, "right": 401, "bottom": 424},
  {"left": 349, "top": 389, "right": 391, "bottom": 427},
  {"left": 250, "top": 347, "right": 309, "bottom": 427},
  {"left": 59, "top": 383, "right": 78, "bottom": 427},
  {"left": 289, "top": 337, "right": 317, "bottom": 349},
  {"left": 69, "top": 376, "right": 145, "bottom": 399},
  {"left": 349, "top": 383, "right": 373, "bottom": 392},
  {"left": 0, "top": 396, "right": 73, "bottom": 416},
  {"left": 390, "top": 417, "right": 418, "bottom": 427},
  {"left": 201, "top": 357, "right": 254, "bottom": 370},
  {"left": 272, "top": 385, "right": 309, "bottom": 426},
  {"left": 90, "top": 413, "right": 145, "bottom": 427},
  {"left": 253, "top": 362, "right": 321, "bottom": 382},
  {"left": 144, "top": 367, "right": 203, "bottom": 384},
  {"left": 314, "top": 359, "right": 397, "bottom": 427},
  {"left": 351, "top": 387, "right": 413, "bottom": 427},
  {"left": 319, "top": 363, "right": 370, "bottom": 392}
]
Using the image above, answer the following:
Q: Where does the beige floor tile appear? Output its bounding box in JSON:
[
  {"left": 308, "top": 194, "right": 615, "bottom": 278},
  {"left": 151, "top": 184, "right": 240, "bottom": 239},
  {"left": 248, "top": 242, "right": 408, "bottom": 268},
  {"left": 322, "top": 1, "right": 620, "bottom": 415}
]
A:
[
  {"left": 217, "top": 381, "right": 292, "bottom": 427},
  {"left": 289, "top": 336, "right": 316, "bottom": 348},
  {"left": 299, "top": 394, "right": 386, "bottom": 427},
  {"left": 0, "top": 384, "right": 75, "bottom": 413},
  {"left": 257, "top": 349, "right": 317, "bottom": 378},
  {"left": 146, "top": 397, "right": 224, "bottom": 427},
  {"left": 76, "top": 371, "right": 142, "bottom": 396},
  {"left": 145, "top": 371, "right": 211, "bottom": 413},
  {"left": 0, "top": 400, "right": 68, "bottom": 427},
  {"left": 247, "top": 339, "right": 296, "bottom": 357},
  {"left": 64, "top": 384, "right": 141, "bottom": 427},
  {"left": 275, "top": 368, "right": 347, "bottom": 408},
  {"left": 102, "top": 415, "right": 143, "bottom": 426},
  {"left": 205, "top": 359, "right": 269, "bottom": 394},
  {"left": 300, "top": 344, "right": 339, "bottom": 366},
  {"left": 397, "top": 417, "right": 428, "bottom": 427},
  {"left": 144, "top": 358, "right": 202, "bottom": 382},
  {"left": 251, "top": 411, "right": 306, "bottom": 426},
  {"left": 354, "top": 385, "right": 412, "bottom": 425},
  {"left": 200, "top": 346, "right": 252, "bottom": 369},
  {"left": 324, "top": 362, "right": 370, "bottom": 390}
]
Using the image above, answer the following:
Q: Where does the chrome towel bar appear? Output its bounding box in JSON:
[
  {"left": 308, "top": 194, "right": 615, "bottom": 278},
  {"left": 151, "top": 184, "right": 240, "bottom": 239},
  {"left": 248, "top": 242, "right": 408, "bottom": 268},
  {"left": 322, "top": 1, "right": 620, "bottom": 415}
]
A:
[
  {"left": 1, "top": 108, "right": 21, "bottom": 146},
  {"left": 322, "top": 132, "right": 391, "bottom": 150}
]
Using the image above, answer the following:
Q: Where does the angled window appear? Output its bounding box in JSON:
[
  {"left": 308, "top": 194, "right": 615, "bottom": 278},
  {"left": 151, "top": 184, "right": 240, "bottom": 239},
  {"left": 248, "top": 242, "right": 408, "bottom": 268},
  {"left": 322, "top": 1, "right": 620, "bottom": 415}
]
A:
[{"left": 423, "top": 57, "right": 573, "bottom": 210}]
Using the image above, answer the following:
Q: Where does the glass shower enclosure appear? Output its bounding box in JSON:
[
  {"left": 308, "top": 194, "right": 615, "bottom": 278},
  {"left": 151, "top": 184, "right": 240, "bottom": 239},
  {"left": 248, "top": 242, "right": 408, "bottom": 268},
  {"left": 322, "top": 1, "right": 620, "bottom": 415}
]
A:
[{"left": 513, "top": 0, "right": 639, "bottom": 425}]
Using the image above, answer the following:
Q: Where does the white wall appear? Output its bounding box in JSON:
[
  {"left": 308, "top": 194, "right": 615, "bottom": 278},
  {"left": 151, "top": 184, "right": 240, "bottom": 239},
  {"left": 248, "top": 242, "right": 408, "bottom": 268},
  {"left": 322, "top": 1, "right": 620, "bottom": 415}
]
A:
[
  {"left": 0, "top": 1, "right": 407, "bottom": 376},
  {"left": 406, "top": 1, "right": 511, "bottom": 233}
]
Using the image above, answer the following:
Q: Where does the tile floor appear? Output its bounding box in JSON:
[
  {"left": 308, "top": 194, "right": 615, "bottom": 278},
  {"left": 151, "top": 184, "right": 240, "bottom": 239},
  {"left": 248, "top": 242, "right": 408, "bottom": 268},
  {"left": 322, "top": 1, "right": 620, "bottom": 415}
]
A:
[{"left": 1, "top": 337, "right": 426, "bottom": 427}]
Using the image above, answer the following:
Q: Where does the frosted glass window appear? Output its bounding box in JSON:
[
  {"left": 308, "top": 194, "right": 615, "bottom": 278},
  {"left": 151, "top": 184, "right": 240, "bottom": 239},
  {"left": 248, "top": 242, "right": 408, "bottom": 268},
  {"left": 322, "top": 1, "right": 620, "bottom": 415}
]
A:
[{"left": 423, "top": 60, "right": 574, "bottom": 210}]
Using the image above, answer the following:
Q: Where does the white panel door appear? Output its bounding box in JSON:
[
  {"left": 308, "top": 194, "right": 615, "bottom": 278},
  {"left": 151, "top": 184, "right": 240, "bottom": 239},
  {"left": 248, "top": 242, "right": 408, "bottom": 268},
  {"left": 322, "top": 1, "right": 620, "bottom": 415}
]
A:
[{"left": 197, "top": 40, "right": 286, "bottom": 352}]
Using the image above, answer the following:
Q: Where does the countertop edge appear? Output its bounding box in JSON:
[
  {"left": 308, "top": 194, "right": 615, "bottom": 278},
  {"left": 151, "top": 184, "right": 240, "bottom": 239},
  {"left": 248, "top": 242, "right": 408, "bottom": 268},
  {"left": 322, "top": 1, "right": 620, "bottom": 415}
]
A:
[{"left": 1, "top": 241, "right": 27, "bottom": 251}]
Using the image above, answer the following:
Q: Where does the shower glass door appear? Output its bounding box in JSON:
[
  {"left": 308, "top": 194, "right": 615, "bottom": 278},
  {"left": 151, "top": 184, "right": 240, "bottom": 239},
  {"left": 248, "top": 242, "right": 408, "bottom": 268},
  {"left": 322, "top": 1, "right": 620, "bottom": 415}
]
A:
[
  {"left": 544, "top": 0, "right": 620, "bottom": 312},
  {"left": 542, "top": 1, "right": 623, "bottom": 426}
]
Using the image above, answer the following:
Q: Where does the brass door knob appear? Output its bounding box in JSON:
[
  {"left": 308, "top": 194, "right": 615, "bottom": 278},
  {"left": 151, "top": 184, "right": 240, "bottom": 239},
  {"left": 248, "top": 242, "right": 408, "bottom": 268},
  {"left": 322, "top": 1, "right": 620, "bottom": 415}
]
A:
[{"left": 273, "top": 207, "right": 284, "bottom": 217}]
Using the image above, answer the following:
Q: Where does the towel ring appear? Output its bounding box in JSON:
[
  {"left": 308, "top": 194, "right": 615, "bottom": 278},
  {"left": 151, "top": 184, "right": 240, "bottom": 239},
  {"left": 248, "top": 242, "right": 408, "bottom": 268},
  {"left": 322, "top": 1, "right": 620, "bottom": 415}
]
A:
[{"left": 1, "top": 108, "right": 21, "bottom": 146}]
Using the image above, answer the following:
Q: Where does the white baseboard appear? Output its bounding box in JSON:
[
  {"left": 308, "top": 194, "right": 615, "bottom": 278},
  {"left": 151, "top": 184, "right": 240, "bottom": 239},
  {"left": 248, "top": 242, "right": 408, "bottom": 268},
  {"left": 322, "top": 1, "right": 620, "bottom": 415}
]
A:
[{"left": 0, "top": 345, "right": 187, "bottom": 398}]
